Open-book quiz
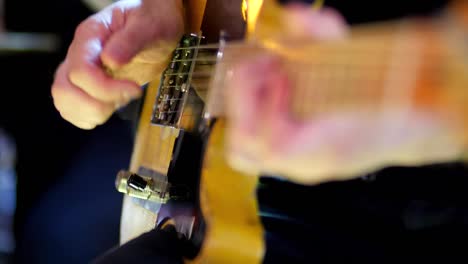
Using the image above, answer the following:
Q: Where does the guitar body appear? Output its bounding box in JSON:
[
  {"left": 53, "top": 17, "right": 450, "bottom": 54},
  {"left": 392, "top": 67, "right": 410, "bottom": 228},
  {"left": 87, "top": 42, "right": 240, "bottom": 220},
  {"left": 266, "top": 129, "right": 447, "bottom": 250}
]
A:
[
  {"left": 187, "top": 119, "right": 264, "bottom": 263},
  {"left": 119, "top": 79, "right": 179, "bottom": 243},
  {"left": 118, "top": 0, "right": 264, "bottom": 262}
]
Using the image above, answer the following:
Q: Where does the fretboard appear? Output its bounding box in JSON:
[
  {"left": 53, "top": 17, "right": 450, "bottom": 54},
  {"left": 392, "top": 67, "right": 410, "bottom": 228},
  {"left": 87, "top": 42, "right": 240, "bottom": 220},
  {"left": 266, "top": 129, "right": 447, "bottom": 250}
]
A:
[{"left": 204, "top": 14, "right": 468, "bottom": 144}]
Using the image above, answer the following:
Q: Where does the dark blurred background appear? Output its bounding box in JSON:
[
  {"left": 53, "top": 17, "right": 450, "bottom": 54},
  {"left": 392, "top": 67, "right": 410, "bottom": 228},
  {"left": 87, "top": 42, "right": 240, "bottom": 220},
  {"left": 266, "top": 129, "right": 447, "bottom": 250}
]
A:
[
  {"left": 1, "top": 0, "right": 133, "bottom": 263},
  {"left": 0, "top": 0, "right": 452, "bottom": 263}
]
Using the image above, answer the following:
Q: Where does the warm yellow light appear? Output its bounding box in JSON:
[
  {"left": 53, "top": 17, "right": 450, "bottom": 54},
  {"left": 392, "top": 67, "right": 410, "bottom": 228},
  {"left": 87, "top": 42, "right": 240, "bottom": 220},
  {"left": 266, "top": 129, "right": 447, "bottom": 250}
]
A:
[
  {"left": 313, "top": 0, "right": 324, "bottom": 10},
  {"left": 242, "top": 0, "right": 248, "bottom": 21},
  {"left": 244, "top": 0, "right": 264, "bottom": 33},
  {"left": 243, "top": 0, "right": 324, "bottom": 34}
]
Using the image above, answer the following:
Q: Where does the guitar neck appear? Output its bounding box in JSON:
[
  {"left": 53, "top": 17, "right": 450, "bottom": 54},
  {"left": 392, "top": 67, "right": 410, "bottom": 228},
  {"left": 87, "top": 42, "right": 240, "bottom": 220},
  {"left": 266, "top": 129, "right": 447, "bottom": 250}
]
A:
[
  {"left": 205, "top": 7, "right": 468, "bottom": 146},
  {"left": 283, "top": 19, "right": 468, "bottom": 118}
]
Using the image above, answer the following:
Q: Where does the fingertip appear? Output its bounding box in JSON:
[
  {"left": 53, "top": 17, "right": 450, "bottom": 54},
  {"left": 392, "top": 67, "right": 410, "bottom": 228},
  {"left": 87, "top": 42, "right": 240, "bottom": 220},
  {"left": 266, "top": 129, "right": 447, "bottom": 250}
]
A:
[
  {"left": 57, "top": 109, "right": 97, "bottom": 130},
  {"left": 77, "top": 123, "right": 97, "bottom": 130}
]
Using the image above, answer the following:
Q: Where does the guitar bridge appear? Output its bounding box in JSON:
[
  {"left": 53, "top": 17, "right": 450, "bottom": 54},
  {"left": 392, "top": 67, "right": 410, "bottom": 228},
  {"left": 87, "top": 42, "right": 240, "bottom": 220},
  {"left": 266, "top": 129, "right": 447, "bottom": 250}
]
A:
[{"left": 151, "top": 34, "right": 203, "bottom": 129}]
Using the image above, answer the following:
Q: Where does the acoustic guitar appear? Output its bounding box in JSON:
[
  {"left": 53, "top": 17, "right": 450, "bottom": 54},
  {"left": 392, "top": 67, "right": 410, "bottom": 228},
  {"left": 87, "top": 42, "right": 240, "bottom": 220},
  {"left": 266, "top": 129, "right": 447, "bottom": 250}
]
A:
[{"left": 111, "top": 0, "right": 468, "bottom": 263}]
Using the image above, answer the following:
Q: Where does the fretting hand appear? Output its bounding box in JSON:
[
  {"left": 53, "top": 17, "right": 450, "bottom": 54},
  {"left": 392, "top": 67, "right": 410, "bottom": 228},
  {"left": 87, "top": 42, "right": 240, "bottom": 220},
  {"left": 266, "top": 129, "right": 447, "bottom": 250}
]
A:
[{"left": 224, "top": 5, "right": 465, "bottom": 184}]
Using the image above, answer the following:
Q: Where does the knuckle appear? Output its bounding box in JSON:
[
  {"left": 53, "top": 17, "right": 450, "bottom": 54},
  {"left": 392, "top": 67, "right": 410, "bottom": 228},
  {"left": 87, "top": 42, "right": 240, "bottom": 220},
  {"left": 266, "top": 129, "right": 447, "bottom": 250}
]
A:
[
  {"left": 68, "top": 63, "right": 89, "bottom": 85},
  {"left": 68, "top": 64, "right": 112, "bottom": 101}
]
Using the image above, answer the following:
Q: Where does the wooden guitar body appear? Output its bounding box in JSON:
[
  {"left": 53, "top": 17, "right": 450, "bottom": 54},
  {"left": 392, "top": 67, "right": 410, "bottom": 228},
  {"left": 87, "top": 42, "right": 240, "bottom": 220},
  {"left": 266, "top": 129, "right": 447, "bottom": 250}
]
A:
[
  {"left": 117, "top": 0, "right": 264, "bottom": 262},
  {"left": 187, "top": 119, "right": 264, "bottom": 263}
]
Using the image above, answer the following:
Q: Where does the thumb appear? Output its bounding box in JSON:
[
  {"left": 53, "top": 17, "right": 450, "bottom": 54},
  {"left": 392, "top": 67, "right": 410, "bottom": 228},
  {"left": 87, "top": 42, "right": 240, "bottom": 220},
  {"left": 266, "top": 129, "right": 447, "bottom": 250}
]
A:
[{"left": 101, "top": 16, "right": 159, "bottom": 69}]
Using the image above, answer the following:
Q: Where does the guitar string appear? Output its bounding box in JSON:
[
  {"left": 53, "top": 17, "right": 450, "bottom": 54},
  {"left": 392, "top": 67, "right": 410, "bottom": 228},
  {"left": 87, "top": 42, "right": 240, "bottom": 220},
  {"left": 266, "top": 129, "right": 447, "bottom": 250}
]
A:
[
  {"left": 160, "top": 63, "right": 447, "bottom": 82},
  {"left": 157, "top": 35, "right": 464, "bottom": 120},
  {"left": 155, "top": 61, "right": 458, "bottom": 114},
  {"left": 169, "top": 28, "right": 454, "bottom": 51},
  {"left": 152, "top": 4, "right": 359, "bottom": 184},
  {"left": 175, "top": 43, "right": 219, "bottom": 50},
  {"left": 165, "top": 54, "right": 452, "bottom": 65},
  {"left": 149, "top": 55, "right": 464, "bottom": 181},
  {"left": 149, "top": 18, "right": 465, "bottom": 183},
  {"left": 152, "top": 42, "right": 221, "bottom": 188}
]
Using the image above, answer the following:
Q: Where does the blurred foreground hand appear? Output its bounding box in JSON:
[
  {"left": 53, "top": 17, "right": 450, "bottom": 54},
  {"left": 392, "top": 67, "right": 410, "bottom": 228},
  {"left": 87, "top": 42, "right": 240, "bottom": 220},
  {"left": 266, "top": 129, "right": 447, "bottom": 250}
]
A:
[{"left": 225, "top": 5, "right": 465, "bottom": 185}]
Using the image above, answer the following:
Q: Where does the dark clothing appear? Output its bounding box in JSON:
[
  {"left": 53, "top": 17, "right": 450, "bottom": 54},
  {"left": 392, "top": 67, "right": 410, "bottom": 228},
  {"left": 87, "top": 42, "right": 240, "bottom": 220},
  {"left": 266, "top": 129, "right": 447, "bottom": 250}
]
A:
[
  {"left": 259, "top": 164, "right": 468, "bottom": 263},
  {"left": 93, "top": 224, "right": 184, "bottom": 264},
  {"left": 94, "top": 163, "right": 468, "bottom": 264}
]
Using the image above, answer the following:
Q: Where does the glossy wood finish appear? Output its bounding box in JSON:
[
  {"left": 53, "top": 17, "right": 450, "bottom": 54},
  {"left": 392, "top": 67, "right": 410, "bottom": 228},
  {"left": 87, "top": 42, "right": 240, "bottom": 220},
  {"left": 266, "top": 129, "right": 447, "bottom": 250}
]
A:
[
  {"left": 119, "top": 0, "right": 208, "bottom": 244},
  {"left": 186, "top": 120, "right": 264, "bottom": 264}
]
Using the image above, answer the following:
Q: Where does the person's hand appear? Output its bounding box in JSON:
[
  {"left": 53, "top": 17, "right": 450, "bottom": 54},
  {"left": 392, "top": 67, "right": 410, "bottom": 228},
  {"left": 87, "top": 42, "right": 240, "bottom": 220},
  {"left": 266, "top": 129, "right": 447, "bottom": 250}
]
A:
[
  {"left": 51, "top": 0, "right": 184, "bottom": 129},
  {"left": 224, "top": 5, "right": 465, "bottom": 185}
]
